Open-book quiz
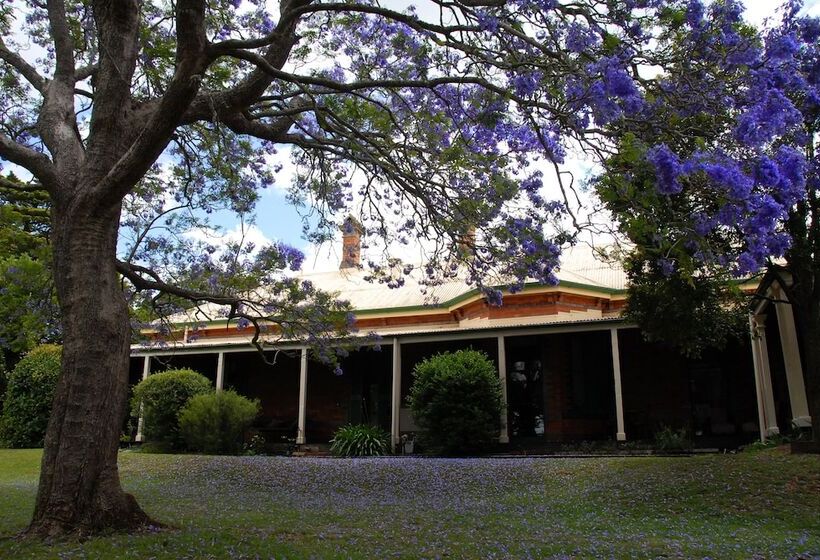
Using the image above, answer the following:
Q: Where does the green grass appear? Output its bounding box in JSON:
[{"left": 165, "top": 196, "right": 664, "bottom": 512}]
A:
[{"left": 0, "top": 448, "right": 818, "bottom": 559}]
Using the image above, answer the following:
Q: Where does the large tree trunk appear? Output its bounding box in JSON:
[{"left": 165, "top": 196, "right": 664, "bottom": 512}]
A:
[
  {"left": 792, "top": 295, "right": 820, "bottom": 445},
  {"left": 26, "top": 198, "right": 153, "bottom": 538}
]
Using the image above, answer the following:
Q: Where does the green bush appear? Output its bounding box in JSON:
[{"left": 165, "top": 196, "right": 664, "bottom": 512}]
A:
[
  {"left": 131, "top": 368, "right": 212, "bottom": 449},
  {"left": 330, "top": 424, "right": 391, "bottom": 456},
  {"left": 408, "top": 349, "right": 502, "bottom": 454},
  {"left": 653, "top": 425, "right": 691, "bottom": 451},
  {"left": 178, "top": 390, "right": 260, "bottom": 455},
  {"left": 0, "top": 345, "right": 61, "bottom": 448},
  {"left": 0, "top": 353, "right": 7, "bottom": 409}
]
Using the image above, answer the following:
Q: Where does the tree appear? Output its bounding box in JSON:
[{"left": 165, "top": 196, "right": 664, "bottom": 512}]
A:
[
  {"left": 0, "top": 174, "right": 58, "bottom": 357},
  {"left": 0, "top": 0, "right": 798, "bottom": 538},
  {"left": 0, "top": 173, "right": 50, "bottom": 260},
  {"left": 593, "top": 2, "right": 820, "bottom": 439}
]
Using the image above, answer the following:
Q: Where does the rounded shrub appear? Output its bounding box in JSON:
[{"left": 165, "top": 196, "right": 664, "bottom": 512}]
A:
[
  {"left": 408, "top": 349, "right": 502, "bottom": 455},
  {"left": 131, "top": 368, "right": 212, "bottom": 450},
  {"left": 0, "top": 345, "right": 62, "bottom": 448},
  {"left": 330, "top": 424, "right": 391, "bottom": 456},
  {"left": 178, "top": 390, "right": 260, "bottom": 455}
]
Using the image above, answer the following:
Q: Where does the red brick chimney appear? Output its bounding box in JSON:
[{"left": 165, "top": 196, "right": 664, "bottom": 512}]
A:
[
  {"left": 457, "top": 226, "right": 476, "bottom": 257},
  {"left": 340, "top": 217, "right": 363, "bottom": 269}
]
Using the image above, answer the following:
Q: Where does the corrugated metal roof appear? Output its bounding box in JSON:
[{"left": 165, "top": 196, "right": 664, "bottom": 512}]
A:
[
  {"left": 162, "top": 244, "right": 627, "bottom": 324},
  {"left": 295, "top": 244, "right": 627, "bottom": 312}
]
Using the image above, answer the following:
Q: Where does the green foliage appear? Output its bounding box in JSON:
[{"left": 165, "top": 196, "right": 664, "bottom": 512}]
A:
[
  {"left": 408, "top": 349, "right": 502, "bottom": 454},
  {"left": 243, "top": 433, "right": 267, "bottom": 456},
  {"left": 653, "top": 426, "right": 691, "bottom": 451},
  {"left": 0, "top": 353, "right": 7, "bottom": 409},
  {"left": 330, "top": 424, "right": 391, "bottom": 457},
  {"left": 0, "top": 174, "right": 57, "bottom": 355},
  {"left": 178, "top": 390, "right": 260, "bottom": 455},
  {"left": 0, "top": 255, "right": 60, "bottom": 354},
  {"left": 131, "top": 368, "right": 212, "bottom": 450},
  {"left": 624, "top": 265, "right": 747, "bottom": 357},
  {"left": 0, "top": 345, "right": 61, "bottom": 448},
  {"left": 594, "top": 107, "right": 747, "bottom": 358},
  {"left": 0, "top": 173, "right": 50, "bottom": 261}
]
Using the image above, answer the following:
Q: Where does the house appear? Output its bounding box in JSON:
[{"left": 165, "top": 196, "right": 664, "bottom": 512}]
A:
[{"left": 129, "top": 226, "right": 812, "bottom": 450}]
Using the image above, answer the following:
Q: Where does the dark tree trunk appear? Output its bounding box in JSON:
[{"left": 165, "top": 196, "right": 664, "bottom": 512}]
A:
[
  {"left": 792, "top": 295, "right": 820, "bottom": 444},
  {"left": 26, "top": 196, "right": 153, "bottom": 537},
  {"left": 782, "top": 186, "right": 819, "bottom": 444}
]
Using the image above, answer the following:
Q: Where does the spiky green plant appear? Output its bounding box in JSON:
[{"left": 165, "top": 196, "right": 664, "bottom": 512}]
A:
[{"left": 330, "top": 424, "right": 391, "bottom": 457}]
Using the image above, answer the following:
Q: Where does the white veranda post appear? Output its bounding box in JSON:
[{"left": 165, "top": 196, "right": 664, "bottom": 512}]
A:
[
  {"left": 497, "top": 335, "right": 509, "bottom": 444},
  {"left": 135, "top": 355, "right": 151, "bottom": 443},
  {"left": 215, "top": 351, "right": 225, "bottom": 391},
  {"left": 391, "top": 338, "right": 402, "bottom": 449},
  {"left": 610, "top": 328, "right": 626, "bottom": 442},
  {"left": 772, "top": 286, "right": 812, "bottom": 428},
  {"left": 749, "top": 314, "right": 780, "bottom": 439},
  {"left": 297, "top": 347, "right": 308, "bottom": 445}
]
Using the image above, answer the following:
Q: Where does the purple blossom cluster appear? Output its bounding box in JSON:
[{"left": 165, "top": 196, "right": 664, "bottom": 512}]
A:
[
  {"left": 637, "top": 0, "right": 818, "bottom": 276},
  {"left": 565, "top": 22, "right": 600, "bottom": 53}
]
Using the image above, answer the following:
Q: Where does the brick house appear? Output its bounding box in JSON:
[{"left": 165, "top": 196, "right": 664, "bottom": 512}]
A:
[{"left": 129, "top": 227, "right": 811, "bottom": 450}]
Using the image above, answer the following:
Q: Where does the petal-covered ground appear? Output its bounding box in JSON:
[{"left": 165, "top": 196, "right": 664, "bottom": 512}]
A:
[{"left": 1, "top": 448, "right": 818, "bottom": 559}]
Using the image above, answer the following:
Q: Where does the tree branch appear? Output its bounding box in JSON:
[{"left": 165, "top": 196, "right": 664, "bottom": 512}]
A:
[
  {"left": 0, "top": 38, "right": 47, "bottom": 93},
  {"left": 116, "top": 260, "right": 242, "bottom": 307},
  {"left": 209, "top": 2, "right": 476, "bottom": 56},
  {"left": 75, "top": 63, "right": 98, "bottom": 82},
  {"left": 91, "top": 0, "right": 209, "bottom": 210},
  {"left": 219, "top": 48, "right": 517, "bottom": 99},
  {"left": 221, "top": 112, "right": 296, "bottom": 142},
  {"left": 0, "top": 134, "right": 58, "bottom": 191},
  {"left": 46, "top": 0, "right": 76, "bottom": 82},
  {"left": 180, "top": 3, "right": 301, "bottom": 126},
  {"left": 0, "top": 175, "right": 47, "bottom": 195},
  {"left": 4, "top": 205, "right": 51, "bottom": 219}
]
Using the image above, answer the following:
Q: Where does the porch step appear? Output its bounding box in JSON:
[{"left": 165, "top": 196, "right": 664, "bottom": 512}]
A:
[{"left": 293, "top": 444, "right": 332, "bottom": 457}]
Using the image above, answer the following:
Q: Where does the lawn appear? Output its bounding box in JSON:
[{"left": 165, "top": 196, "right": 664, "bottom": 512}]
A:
[{"left": 0, "top": 449, "right": 818, "bottom": 559}]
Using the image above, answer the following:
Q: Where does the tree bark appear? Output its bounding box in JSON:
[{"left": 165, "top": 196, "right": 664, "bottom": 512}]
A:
[
  {"left": 26, "top": 196, "right": 154, "bottom": 538},
  {"left": 792, "top": 294, "right": 820, "bottom": 445}
]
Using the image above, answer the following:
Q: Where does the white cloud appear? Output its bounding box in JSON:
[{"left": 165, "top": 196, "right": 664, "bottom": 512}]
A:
[
  {"left": 184, "top": 223, "right": 273, "bottom": 257},
  {"left": 263, "top": 145, "right": 298, "bottom": 193}
]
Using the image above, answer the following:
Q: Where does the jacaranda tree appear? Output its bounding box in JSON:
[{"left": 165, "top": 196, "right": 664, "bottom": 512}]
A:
[
  {"left": 594, "top": 1, "right": 820, "bottom": 441},
  {"left": 0, "top": 0, "right": 813, "bottom": 537}
]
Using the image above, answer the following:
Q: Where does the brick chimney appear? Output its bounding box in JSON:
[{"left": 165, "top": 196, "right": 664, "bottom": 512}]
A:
[
  {"left": 340, "top": 217, "right": 363, "bottom": 269},
  {"left": 457, "top": 226, "right": 476, "bottom": 258}
]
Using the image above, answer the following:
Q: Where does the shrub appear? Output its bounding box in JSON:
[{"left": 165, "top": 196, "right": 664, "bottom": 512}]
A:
[
  {"left": 330, "top": 424, "right": 391, "bottom": 456},
  {"left": 408, "top": 349, "right": 502, "bottom": 454},
  {"left": 178, "top": 390, "right": 260, "bottom": 455},
  {"left": 243, "top": 433, "right": 267, "bottom": 456},
  {"left": 0, "top": 353, "right": 7, "bottom": 409},
  {"left": 131, "top": 368, "right": 212, "bottom": 449},
  {"left": 654, "top": 425, "right": 691, "bottom": 451},
  {"left": 0, "top": 345, "right": 61, "bottom": 448}
]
